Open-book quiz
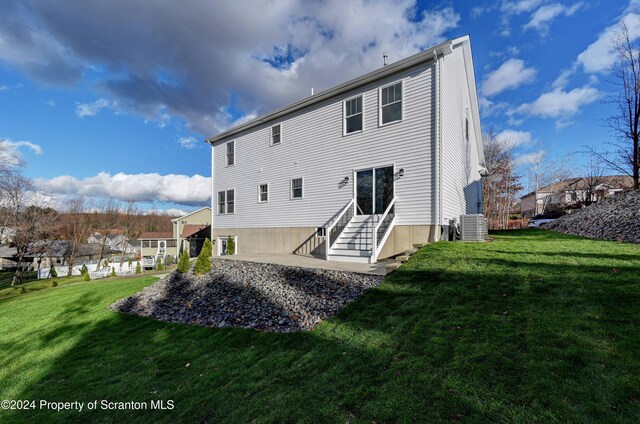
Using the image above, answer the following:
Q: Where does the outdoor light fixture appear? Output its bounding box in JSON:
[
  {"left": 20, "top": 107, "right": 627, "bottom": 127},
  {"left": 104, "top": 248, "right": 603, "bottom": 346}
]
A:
[
  {"left": 342, "top": 176, "right": 350, "bottom": 183},
  {"left": 398, "top": 168, "right": 405, "bottom": 177}
]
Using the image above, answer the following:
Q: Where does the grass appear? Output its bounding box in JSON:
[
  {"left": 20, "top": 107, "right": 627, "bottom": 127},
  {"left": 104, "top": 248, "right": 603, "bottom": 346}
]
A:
[
  {"left": 0, "top": 269, "right": 171, "bottom": 301},
  {"left": 0, "top": 229, "right": 639, "bottom": 423}
]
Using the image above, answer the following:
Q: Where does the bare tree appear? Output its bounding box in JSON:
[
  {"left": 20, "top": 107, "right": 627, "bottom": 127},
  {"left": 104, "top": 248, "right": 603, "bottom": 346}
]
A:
[
  {"left": 564, "top": 158, "right": 608, "bottom": 208},
  {"left": 118, "top": 200, "right": 141, "bottom": 266},
  {"left": 590, "top": 22, "right": 640, "bottom": 189},
  {"left": 92, "top": 198, "right": 121, "bottom": 271},
  {"left": 525, "top": 146, "right": 571, "bottom": 215},
  {"left": 60, "top": 197, "right": 90, "bottom": 275},
  {"left": 482, "top": 130, "right": 522, "bottom": 229}
]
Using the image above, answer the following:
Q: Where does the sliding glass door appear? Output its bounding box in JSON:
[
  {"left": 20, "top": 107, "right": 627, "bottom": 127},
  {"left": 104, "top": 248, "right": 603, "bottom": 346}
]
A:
[{"left": 355, "top": 166, "right": 394, "bottom": 215}]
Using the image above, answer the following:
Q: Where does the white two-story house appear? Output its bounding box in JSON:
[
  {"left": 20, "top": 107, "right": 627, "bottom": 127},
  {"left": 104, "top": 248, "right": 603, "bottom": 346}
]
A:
[{"left": 206, "top": 35, "right": 486, "bottom": 263}]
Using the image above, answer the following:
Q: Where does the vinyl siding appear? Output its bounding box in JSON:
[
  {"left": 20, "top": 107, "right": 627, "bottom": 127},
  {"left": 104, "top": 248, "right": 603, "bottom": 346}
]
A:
[
  {"left": 212, "top": 62, "right": 436, "bottom": 229},
  {"left": 440, "top": 42, "right": 483, "bottom": 224}
]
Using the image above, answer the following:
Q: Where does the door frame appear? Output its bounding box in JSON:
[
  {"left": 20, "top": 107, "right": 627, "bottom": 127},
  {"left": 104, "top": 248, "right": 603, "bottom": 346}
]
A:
[{"left": 353, "top": 163, "right": 396, "bottom": 215}]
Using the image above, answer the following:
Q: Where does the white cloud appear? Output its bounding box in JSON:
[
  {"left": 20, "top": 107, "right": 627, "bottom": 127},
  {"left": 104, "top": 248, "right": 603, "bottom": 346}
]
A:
[
  {"left": 482, "top": 58, "right": 537, "bottom": 96},
  {"left": 0, "top": 1, "right": 460, "bottom": 135},
  {"left": 0, "top": 83, "right": 22, "bottom": 92},
  {"left": 577, "top": 12, "right": 640, "bottom": 73},
  {"left": 552, "top": 68, "right": 575, "bottom": 89},
  {"left": 74, "top": 98, "right": 119, "bottom": 118},
  {"left": 501, "top": 0, "right": 545, "bottom": 15},
  {"left": 35, "top": 172, "right": 211, "bottom": 206},
  {"left": 496, "top": 130, "right": 533, "bottom": 149},
  {"left": 514, "top": 150, "right": 545, "bottom": 167},
  {"left": 524, "top": 3, "right": 584, "bottom": 35},
  {"left": 44, "top": 99, "right": 56, "bottom": 107},
  {"left": 0, "top": 138, "right": 44, "bottom": 167},
  {"left": 178, "top": 136, "right": 199, "bottom": 149},
  {"left": 516, "top": 85, "right": 601, "bottom": 125}
]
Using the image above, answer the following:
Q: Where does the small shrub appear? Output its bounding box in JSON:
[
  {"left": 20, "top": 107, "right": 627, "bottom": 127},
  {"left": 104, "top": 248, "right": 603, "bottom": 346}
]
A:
[
  {"left": 50, "top": 265, "right": 57, "bottom": 278},
  {"left": 156, "top": 258, "right": 164, "bottom": 271},
  {"left": 177, "top": 250, "right": 190, "bottom": 273},
  {"left": 20, "top": 287, "right": 27, "bottom": 294},
  {"left": 80, "top": 264, "right": 88, "bottom": 276},
  {"left": 135, "top": 262, "right": 141, "bottom": 274},
  {"left": 226, "top": 235, "right": 235, "bottom": 255},
  {"left": 110, "top": 267, "right": 117, "bottom": 277},
  {"left": 165, "top": 255, "right": 174, "bottom": 267},
  {"left": 52, "top": 280, "right": 58, "bottom": 288},
  {"left": 193, "top": 239, "right": 212, "bottom": 275},
  {"left": 128, "top": 258, "right": 133, "bottom": 269},
  {"left": 103, "top": 260, "right": 109, "bottom": 269},
  {"left": 83, "top": 272, "right": 91, "bottom": 282}
]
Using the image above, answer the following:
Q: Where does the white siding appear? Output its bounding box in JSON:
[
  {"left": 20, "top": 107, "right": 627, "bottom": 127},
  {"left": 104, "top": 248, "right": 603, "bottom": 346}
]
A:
[
  {"left": 439, "top": 41, "right": 483, "bottom": 225},
  {"left": 212, "top": 62, "right": 435, "bottom": 228}
]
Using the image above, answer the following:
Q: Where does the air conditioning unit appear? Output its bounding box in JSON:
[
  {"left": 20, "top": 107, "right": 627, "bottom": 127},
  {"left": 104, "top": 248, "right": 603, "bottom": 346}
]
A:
[{"left": 460, "top": 214, "right": 487, "bottom": 241}]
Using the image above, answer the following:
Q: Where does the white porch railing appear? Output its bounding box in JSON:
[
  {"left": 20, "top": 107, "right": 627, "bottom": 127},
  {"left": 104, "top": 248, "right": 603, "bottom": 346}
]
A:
[
  {"left": 372, "top": 196, "right": 397, "bottom": 263},
  {"left": 324, "top": 198, "right": 355, "bottom": 259}
]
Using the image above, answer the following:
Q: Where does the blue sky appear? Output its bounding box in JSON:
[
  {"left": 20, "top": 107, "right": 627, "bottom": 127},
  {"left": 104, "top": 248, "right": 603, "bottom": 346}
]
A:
[{"left": 0, "top": 0, "right": 636, "bottom": 213}]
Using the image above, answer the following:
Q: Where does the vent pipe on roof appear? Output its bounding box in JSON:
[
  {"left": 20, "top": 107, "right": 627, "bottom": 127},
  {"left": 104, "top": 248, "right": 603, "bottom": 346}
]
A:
[{"left": 383, "top": 52, "right": 388, "bottom": 66}]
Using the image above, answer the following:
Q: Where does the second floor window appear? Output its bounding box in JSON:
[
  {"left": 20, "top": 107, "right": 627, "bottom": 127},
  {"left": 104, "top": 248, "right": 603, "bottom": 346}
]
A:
[
  {"left": 226, "top": 141, "right": 235, "bottom": 166},
  {"left": 218, "top": 189, "right": 235, "bottom": 214},
  {"left": 380, "top": 82, "right": 402, "bottom": 125},
  {"left": 271, "top": 124, "right": 281, "bottom": 145},
  {"left": 344, "top": 96, "right": 363, "bottom": 134}
]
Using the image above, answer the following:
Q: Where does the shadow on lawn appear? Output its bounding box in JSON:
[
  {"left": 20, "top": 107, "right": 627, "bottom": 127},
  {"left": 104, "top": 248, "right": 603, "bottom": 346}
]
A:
[{"left": 5, "top": 253, "right": 640, "bottom": 423}]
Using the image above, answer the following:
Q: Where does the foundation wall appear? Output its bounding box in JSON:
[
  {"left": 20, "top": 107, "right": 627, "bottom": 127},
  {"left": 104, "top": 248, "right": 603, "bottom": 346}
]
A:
[{"left": 212, "top": 225, "right": 436, "bottom": 260}]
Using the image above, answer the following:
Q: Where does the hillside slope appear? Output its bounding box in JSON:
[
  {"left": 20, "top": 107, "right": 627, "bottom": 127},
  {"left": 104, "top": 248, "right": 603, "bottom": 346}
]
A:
[{"left": 545, "top": 190, "right": 640, "bottom": 242}]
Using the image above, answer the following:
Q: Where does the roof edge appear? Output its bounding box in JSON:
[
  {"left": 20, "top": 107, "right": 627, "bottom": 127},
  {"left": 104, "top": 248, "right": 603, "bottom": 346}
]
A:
[{"left": 205, "top": 37, "right": 457, "bottom": 144}]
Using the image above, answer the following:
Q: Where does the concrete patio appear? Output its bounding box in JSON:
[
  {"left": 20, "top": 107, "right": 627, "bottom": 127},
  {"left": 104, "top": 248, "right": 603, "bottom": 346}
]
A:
[{"left": 216, "top": 253, "right": 390, "bottom": 276}]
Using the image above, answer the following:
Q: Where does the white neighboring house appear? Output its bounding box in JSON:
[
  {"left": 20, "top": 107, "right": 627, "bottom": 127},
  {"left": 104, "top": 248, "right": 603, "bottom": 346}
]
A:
[
  {"left": 206, "top": 36, "right": 486, "bottom": 263},
  {"left": 87, "top": 233, "right": 137, "bottom": 255}
]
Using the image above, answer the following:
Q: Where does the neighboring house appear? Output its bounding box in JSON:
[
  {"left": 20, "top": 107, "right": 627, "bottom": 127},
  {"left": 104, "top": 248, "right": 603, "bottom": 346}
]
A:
[
  {"left": 139, "top": 207, "right": 211, "bottom": 268},
  {"left": 520, "top": 175, "right": 633, "bottom": 218},
  {"left": 0, "top": 227, "right": 16, "bottom": 244},
  {"left": 87, "top": 233, "right": 137, "bottom": 255},
  {"left": 205, "top": 36, "right": 486, "bottom": 263}
]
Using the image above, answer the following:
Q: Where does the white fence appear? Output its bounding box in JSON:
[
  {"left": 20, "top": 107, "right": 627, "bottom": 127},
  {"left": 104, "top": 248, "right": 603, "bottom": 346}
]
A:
[{"left": 38, "top": 261, "right": 141, "bottom": 280}]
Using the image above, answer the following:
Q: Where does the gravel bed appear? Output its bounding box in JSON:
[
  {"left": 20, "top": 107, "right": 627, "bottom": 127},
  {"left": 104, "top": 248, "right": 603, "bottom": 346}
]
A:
[
  {"left": 544, "top": 190, "right": 640, "bottom": 242},
  {"left": 110, "top": 259, "right": 383, "bottom": 332}
]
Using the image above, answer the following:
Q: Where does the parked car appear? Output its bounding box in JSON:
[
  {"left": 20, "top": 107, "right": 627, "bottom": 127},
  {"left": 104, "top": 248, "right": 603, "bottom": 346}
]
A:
[{"left": 528, "top": 212, "right": 564, "bottom": 228}]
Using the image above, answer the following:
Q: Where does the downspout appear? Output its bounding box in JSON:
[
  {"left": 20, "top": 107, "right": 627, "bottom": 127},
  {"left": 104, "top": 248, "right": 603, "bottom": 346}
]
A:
[
  {"left": 210, "top": 140, "right": 215, "bottom": 254},
  {"left": 433, "top": 49, "right": 441, "bottom": 241}
]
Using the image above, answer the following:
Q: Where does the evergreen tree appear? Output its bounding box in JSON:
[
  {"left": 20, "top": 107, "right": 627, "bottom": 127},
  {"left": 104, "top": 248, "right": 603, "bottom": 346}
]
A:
[
  {"left": 49, "top": 264, "right": 57, "bottom": 278},
  {"left": 135, "top": 262, "right": 142, "bottom": 274},
  {"left": 193, "top": 238, "right": 212, "bottom": 275},
  {"left": 80, "top": 264, "right": 88, "bottom": 276},
  {"left": 83, "top": 272, "right": 91, "bottom": 282},
  {"left": 177, "top": 250, "right": 191, "bottom": 273},
  {"left": 110, "top": 267, "right": 117, "bottom": 277},
  {"left": 226, "top": 236, "right": 235, "bottom": 255},
  {"left": 156, "top": 258, "right": 164, "bottom": 271}
]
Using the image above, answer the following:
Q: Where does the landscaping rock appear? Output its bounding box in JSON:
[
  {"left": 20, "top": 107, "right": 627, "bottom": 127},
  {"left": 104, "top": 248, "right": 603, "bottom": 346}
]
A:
[
  {"left": 110, "top": 259, "right": 383, "bottom": 333},
  {"left": 544, "top": 190, "right": 640, "bottom": 243}
]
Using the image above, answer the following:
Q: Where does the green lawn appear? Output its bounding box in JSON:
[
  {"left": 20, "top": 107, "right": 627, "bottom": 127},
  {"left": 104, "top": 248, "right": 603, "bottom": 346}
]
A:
[{"left": 0, "top": 230, "right": 639, "bottom": 423}]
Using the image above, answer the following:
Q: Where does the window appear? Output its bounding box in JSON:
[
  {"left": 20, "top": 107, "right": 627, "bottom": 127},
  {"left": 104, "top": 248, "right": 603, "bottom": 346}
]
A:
[
  {"left": 271, "top": 124, "right": 281, "bottom": 145},
  {"left": 226, "top": 140, "right": 235, "bottom": 166},
  {"left": 258, "top": 183, "right": 269, "bottom": 203},
  {"left": 291, "top": 178, "right": 303, "bottom": 199},
  {"left": 218, "top": 189, "right": 235, "bottom": 214},
  {"left": 344, "top": 95, "right": 363, "bottom": 134},
  {"left": 465, "top": 118, "right": 470, "bottom": 141},
  {"left": 380, "top": 82, "right": 402, "bottom": 125}
]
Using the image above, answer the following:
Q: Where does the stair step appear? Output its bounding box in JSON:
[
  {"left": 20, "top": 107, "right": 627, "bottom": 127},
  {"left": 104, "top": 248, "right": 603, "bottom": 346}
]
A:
[
  {"left": 328, "top": 254, "right": 372, "bottom": 264},
  {"left": 333, "top": 243, "right": 372, "bottom": 250},
  {"left": 396, "top": 255, "right": 410, "bottom": 262},
  {"left": 405, "top": 249, "right": 417, "bottom": 255},
  {"left": 385, "top": 262, "right": 402, "bottom": 273},
  {"left": 330, "top": 248, "right": 371, "bottom": 257},
  {"left": 413, "top": 243, "right": 425, "bottom": 248}
]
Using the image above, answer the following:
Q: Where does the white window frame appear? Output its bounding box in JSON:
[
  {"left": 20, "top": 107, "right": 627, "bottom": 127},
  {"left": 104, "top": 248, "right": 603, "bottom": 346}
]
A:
[
  {"left": 217, "top": 189, "right": 235, "bottom": 215},
  {"left": 217, "top": 236, "right": 238, "bottom": 256},
  {"left": 343, "top": 94, "right": 364, "bottom": 136},
  {"left": 225, "top": 140, "right": 235, "bottom": 167},
  {"left": 378, "top": 80, "right": 403, "bottom": 127},
  {"left": 258, "top": 183, "right": 269, "bottom": 203},
  {"left": 290, "top": 177, "right": 304, "bottom": 200},
  {"left": 270, "top": 123, "right": 282, "bottom": 146}
]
